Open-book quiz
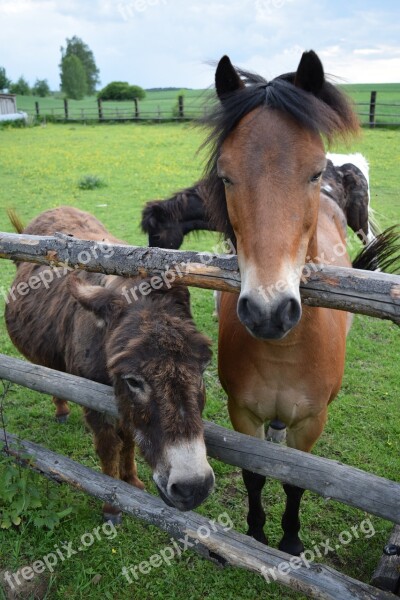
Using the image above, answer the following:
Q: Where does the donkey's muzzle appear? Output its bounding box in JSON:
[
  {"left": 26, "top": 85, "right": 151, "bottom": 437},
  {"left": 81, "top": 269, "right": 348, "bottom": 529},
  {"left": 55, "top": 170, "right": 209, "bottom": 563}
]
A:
[
  {"left": 156, "top": 471, "right": 215, "bottom": 512},
  {"left": 238, "top": 291, "right": 301, "bottom": 340},
  {"left": 153, "top": 439, "right": 215, "bottom": 511}
]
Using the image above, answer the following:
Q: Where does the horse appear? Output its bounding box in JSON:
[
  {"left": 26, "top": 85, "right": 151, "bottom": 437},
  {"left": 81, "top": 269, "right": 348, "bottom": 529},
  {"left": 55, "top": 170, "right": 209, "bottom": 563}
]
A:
[
  {"left": 5, "top": 206, "right": 214, "bottom": 523},
  {"left": 141, "top": 155, "right": 375, "bottom": 251},
  {"left": 201, "top": 50, "right": 396, "bottom": 555},
  {"left": 323, "top": 152, "right": 377, "bottom": 244},
  {"left": 141, "top": 181, "right": 212, "bottom": 249}
]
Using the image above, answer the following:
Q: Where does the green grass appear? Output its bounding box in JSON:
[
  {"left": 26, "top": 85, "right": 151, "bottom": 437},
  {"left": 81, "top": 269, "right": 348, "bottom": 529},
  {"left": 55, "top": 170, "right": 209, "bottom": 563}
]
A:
[
  {"left": 14, "top": 83, "right": 400, "bottom": 125},
  {"left": 0, "top": 123, "right": 399, "bottom": 600}
]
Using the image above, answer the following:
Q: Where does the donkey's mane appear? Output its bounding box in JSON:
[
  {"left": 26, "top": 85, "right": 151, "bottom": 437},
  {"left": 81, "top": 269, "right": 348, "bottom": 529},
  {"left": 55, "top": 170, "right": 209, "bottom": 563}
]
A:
[{"left": 202, "top": 66, "right": 359, "bottom": 241}]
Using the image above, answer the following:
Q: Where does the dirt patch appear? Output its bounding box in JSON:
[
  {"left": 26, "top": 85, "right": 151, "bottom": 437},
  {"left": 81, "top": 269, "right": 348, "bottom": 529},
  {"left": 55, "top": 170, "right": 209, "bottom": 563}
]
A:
[{"left": 0, "top": 569, "right": 50, "bottom": 600}]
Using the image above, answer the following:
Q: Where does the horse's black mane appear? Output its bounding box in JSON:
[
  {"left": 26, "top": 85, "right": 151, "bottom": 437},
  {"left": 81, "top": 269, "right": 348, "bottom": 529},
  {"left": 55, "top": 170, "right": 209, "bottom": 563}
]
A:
[{"left": 202, "top": 66, "right": 359, "bottom": 242}]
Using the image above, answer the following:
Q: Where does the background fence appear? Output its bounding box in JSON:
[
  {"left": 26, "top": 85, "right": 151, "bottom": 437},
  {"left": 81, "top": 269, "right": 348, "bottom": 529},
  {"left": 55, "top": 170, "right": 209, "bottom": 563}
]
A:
[{"left": 13, "top": 89, "right": 400, "bottom": 127}]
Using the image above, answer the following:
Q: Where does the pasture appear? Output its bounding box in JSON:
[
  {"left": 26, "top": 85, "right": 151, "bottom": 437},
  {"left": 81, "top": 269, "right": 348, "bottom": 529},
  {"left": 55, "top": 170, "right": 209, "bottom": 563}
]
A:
[{"left": 0, "top": 122, "right": 399, "bottom": 600}]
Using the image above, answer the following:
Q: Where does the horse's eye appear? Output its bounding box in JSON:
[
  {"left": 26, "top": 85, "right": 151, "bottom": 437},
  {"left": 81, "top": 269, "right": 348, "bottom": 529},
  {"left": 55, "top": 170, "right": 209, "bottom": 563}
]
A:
[
  {"left": 122, "top": 375, "right": 145, "bottom": 393},
  {"left": 221, "top": 176, "right": 232, "bottom": 187},
  {"left": 310, "top": 171, "right": 323, "bottom": 183}
]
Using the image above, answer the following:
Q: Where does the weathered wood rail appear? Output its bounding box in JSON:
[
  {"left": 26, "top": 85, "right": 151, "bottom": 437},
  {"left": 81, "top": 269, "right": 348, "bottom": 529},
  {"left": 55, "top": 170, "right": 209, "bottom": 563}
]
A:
[
  {"left": 0, "top": 354, "right": 399, "bottom": 525},
  {"left": 0, "top": 231, "right": 399, "bottom": 323},
  {"left": 0, "top": 430, "right": 396, "bottom": 600}
]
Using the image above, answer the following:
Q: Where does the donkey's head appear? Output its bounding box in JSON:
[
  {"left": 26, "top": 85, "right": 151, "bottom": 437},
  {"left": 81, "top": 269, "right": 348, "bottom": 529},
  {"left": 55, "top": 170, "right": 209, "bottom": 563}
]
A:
[
  {"left": 70, "top": 275, "right": 214, "bottom": 511},
  {"left": 205, "top": 51, "right": 358, "bottom": 340}
]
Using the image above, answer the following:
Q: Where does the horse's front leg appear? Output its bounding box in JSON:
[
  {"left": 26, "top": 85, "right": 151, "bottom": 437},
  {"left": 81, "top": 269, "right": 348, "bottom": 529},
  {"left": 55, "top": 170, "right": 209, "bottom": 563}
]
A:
[
  {"left": 280, "top": 410, "right": 328, "bottom": 555},
  {"left": 228, "top": 402, "right": 268, "bottom": 544}
]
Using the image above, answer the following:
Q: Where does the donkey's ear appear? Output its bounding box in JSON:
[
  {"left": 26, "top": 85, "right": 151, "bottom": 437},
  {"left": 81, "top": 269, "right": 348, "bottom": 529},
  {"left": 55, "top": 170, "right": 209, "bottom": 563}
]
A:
[
  {"left": 215, "top": 55, "right": 244, "bottom": 100},
  {"left": 294, "top": 50, "right": 325, "bottom": 95},
  {"left": 68, "top": 274, "right": 123, "bottom": 323}
]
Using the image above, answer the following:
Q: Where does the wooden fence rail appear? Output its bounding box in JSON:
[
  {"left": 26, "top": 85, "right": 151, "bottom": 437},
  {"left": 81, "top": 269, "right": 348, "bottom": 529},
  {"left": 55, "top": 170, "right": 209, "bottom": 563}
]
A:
[
  {"left": 1, "top": 354, "right": 399, "bottom": 525},
  {"left": 0, "top": 430, "right": 396, "bottom": 600},
  {"left": 0, "top": 232, "right": 399, "bottom": 323}
]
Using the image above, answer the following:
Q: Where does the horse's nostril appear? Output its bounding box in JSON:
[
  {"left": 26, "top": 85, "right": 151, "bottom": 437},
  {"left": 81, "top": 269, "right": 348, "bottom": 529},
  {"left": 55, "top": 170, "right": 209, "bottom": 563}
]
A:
[
  {"left": 170, "top": 482, "right": 193, "bottom": 500},
  {"left": 279, "top": 297, "right": 301, "bottom": 329}
]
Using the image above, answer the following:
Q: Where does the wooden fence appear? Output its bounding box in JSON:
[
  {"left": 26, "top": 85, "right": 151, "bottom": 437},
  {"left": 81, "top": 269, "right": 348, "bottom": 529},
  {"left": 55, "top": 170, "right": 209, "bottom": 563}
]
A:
[
  {"left": 24, "top": 91, "right": 400, "bottom": 126},
  {"left": 0, "top": 233, "right": 399, "bottom": 598}
]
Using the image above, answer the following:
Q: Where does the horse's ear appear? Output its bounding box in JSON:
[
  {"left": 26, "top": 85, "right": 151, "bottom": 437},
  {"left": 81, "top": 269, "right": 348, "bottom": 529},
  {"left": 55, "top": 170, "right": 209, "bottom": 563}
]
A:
[
  {"left": 215, "top": 55, "right": 244, "bottom": 100},
  {"left": 294, "top": 50, "right": 325, "bottom": 95}
]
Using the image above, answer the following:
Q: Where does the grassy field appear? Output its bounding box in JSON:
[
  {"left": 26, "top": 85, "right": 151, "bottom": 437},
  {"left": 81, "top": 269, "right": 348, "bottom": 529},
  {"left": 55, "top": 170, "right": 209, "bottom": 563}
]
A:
[
  {"left": 0, "top": 122, "right": 399, "bottom": 600},
  {"left": 13, "top": 83, "right": 400, "bottom": 125}
]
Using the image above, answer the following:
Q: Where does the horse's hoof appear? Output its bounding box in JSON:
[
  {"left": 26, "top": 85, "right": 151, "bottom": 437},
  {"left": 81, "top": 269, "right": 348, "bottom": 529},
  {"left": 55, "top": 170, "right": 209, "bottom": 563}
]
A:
[
  {"left": 278, "top": 536, "right": 304, "bottom": 556},
  {"left": 56, "top": 414, "right": 69, "bottom": 424},
  {"left": 103, "top": 512, "right": 122, "bottom": 526},
  {"left": 247, "top": 528, "right": 269, "bottom": 546}
]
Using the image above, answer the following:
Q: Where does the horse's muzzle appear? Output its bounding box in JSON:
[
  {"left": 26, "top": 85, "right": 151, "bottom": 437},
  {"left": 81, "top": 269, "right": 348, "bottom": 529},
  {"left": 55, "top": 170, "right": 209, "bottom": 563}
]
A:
[{"left": 237, "top": 291, "right": 302, "bottom": 340}]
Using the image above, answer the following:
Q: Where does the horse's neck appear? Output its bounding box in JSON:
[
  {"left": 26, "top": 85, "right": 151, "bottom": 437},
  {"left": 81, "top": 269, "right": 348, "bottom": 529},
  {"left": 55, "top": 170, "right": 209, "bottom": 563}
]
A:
[{"left": 307, "top": 196, "right": 348, "bottom": 264}]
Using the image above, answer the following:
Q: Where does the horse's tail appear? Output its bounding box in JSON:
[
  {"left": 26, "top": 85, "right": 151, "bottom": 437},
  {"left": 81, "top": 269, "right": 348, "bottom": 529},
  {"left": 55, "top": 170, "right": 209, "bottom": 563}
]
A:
[
  {"left": 7, "top": 208, "right": 25, "bottom": 234},
  {"left": 352, "top": 225, "right": 400, "bottom": 273}
]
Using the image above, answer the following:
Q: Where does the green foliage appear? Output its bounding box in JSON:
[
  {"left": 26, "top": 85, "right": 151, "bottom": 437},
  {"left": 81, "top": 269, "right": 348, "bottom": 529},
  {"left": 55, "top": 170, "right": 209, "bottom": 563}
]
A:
[
  {"left": 77, "top": 174, "right": 107, "bottom": 190},
  {"left": 0, "top": 66, "right": 10, "bottom": 91},
  {"left": 61, "top": 36, "right": 100, "bottom": 95},
  {"left": 0, "top": 454, "right": 72, "bottom": 530},
  {"left": 97, "top": 81, "right": 146, "bottom": 101},
  {"left": 60, "top": 55, "right": 87, "bottom": 100},
  {"left": 32, "top": 78, "right": 51, "bottom": 97},
  {"left": 9, "top": 76, "right": 30, "bottom": 96}
]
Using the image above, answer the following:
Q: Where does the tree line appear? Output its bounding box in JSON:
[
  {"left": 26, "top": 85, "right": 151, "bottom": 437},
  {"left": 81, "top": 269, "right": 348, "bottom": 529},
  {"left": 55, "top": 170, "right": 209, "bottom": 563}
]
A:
[{"left": 0, "top": 36, "right": 145, "bottom": 102}]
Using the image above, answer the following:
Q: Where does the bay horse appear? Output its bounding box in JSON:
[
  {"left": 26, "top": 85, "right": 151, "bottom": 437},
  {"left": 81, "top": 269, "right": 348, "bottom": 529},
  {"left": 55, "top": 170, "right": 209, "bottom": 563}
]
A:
[
  {"left": 141, "top": 155, "right": 375, "bottom": 250},
  {"left": 202, "top": 51, "right": 392, "bottom": 555},
  {"left": 5, "top": 206, "right": 214, "bottom": 522}
]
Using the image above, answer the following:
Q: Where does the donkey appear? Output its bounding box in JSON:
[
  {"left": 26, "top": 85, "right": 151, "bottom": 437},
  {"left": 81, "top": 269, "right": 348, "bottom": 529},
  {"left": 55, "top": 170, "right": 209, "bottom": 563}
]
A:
[{"left": 5, "top": 206, "right": 214, "bottom": 522}]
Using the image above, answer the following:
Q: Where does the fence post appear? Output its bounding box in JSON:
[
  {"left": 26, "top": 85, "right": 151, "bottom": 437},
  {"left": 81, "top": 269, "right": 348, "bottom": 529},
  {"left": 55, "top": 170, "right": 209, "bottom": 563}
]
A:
[
  {"left": 63, "top": 98, "right": 68, "bottom": 120},
  {"left": 369, "top": 91, "right": 377, "bottom": 128},
  {"left": 35, "top": 101, "right": 40, "bottom": 118},
  {"left": 178, "top": 95, "right": 184, "bottom": 119},
  {"left": 133, "top": 98, "right": 139, "bottom": 119},
  {"left": 97, "top": 98, "right": 103, "bottom": 121}
]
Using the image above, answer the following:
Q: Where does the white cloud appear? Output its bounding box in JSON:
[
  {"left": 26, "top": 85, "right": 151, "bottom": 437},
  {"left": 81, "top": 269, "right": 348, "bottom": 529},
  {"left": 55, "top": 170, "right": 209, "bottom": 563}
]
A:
[{"left": 0, "top": 0, "right": 399, "bottom": 88}]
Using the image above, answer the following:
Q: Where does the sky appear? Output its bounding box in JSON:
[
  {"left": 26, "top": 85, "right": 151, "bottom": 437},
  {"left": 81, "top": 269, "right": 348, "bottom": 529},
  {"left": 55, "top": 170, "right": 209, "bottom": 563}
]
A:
[{"left": 0, "top": 0, "right": 399, "bottom": 90}]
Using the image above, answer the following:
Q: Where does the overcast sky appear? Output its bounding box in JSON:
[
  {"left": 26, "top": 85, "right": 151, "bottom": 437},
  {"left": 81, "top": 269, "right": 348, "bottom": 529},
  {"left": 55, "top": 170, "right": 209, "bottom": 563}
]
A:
[{"left": 1, "top": 0, "right": 399, "bottom": 90}]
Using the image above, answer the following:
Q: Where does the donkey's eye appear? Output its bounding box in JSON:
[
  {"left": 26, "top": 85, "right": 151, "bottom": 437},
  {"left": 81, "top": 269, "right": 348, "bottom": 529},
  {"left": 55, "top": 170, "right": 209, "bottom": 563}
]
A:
[
  {"left": 310, "top": 171, "right": 323, "bottom": 183},
  {"left": 122, "top": 375, "right": 145, "bottom": 393}
]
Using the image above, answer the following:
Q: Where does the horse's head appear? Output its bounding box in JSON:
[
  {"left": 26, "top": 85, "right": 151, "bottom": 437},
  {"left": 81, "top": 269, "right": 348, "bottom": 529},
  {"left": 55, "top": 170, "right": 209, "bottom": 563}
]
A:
[
  {"left": 70, "top": 276, "right": 214, "bottom": 511},
  {"left": 205, "top": 51, "right": 358, "bottom": 340},
  {"left": 141, "top": 201, "right": 185, "bottom": 249}
]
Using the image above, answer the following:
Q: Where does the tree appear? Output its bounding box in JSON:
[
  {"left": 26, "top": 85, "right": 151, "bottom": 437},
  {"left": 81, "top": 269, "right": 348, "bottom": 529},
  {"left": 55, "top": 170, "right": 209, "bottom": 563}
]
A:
[
  {"left": 98, "top": 81, "right": 146, "bottom": 101},
  {"left": 9, "top": 76, "right": 30, "bottom": 96},
  {"left": 60, "top": 36, "right": 100, "bottom": 95},
  {"left": 32, "top": 79, "right": 51, "bottom": 97},
  {"left": 0, "top": 66, "right": 10, "bottom": 92},
  {"left": 60, "top": 55, "right": 87, "bottom": 100}
]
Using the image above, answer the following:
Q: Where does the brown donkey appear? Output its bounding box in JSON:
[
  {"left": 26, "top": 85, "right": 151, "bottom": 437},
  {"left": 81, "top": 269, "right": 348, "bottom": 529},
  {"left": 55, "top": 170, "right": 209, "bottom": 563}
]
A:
[
  {"left": 5, "top": 206, "right": 214, "bottom": 522},
  {"left": 203, "top": 51, "right": 397, "bottom": 554}
]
